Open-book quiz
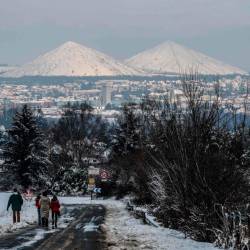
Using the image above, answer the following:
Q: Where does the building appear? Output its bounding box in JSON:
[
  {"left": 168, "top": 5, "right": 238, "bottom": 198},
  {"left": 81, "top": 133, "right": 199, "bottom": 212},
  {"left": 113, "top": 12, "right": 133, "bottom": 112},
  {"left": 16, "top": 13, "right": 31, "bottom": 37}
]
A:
[{"left": 101, "top": 82, "right": 113, "bottom": 106}]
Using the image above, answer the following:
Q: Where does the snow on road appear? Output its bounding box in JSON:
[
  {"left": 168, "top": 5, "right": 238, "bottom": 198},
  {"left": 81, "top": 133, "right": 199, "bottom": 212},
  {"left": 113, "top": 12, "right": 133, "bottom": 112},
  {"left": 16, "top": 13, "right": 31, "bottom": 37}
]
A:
[
  {"left": 0, "top": 194, "right": 217, "bottom": 249},
  {"left": 60, "top": 196, "right": 217, "bottom": 250},
  {"left": 0, "top": 192, "right": 73, "bottom": 235}
]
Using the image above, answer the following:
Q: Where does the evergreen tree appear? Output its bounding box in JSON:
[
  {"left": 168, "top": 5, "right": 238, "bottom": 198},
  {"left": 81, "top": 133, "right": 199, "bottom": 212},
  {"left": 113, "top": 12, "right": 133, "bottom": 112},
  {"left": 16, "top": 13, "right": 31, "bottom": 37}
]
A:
[
  {"left": 48, "top": 102, "right": 109, "bottom": 194},
  {"left": 111, "top": 103, "right": 143, "bottom": 195},
  {"left": 35, "top": 108, "right": 48, "bottom": 131},
  {"left": 4, "top": 105, "right": 50, "bottom": 189},
  {"left": 112, "top": 103, "right": 141, "bottom": 157},
  {"left": 0, "top": 125, "right": 8, "bottom": 148},
  {"left": 0, "top": 106, "right": 18, "bottom": 129}
]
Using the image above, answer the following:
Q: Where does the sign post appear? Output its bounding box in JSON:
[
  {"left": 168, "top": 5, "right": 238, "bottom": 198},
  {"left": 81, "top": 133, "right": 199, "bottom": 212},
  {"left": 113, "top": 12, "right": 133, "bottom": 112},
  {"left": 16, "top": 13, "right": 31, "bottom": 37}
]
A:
[{"left": 88, "top": 166, "right": 100, "bottom": 199}]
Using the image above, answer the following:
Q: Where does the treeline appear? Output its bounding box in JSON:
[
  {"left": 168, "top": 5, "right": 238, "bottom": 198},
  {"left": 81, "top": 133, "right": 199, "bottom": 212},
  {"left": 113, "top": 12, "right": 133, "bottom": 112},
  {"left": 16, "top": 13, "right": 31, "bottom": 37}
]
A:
[
  {"left": 0, "top": 102, "right": 111, "bottom": 195},
  {"left": 111, "top": 76, "right": 250, "bottom": 244},
  {"left": 1, "top": 76, "right": 250, "bottom": 245}
]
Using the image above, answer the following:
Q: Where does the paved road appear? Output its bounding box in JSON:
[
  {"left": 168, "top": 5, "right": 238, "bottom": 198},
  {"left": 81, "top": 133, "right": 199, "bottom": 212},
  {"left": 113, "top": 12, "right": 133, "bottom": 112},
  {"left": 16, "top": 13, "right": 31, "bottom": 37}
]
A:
[{"left": 0, "top": 204, "right": 107, "bottom": 250}]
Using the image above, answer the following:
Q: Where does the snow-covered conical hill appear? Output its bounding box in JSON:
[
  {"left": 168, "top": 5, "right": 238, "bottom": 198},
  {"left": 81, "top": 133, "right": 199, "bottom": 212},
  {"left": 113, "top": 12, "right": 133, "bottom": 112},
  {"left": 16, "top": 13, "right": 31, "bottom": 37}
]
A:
[
  {"left": 125, "top": 41, "right": 247, "bottom": 75},
  {"left": 3, "top": 41, "right": 140, "bottom": 77}
]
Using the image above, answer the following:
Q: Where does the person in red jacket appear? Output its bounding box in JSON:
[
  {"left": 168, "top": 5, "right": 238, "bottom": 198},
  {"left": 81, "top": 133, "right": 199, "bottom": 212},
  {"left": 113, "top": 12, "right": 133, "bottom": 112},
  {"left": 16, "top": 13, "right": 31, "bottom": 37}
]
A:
[
  {"left": 35, "top": 194, "right": 41, "bottom": 226},
  {"left": 50, "top": 195, "right": 60, "bottom": 229}
]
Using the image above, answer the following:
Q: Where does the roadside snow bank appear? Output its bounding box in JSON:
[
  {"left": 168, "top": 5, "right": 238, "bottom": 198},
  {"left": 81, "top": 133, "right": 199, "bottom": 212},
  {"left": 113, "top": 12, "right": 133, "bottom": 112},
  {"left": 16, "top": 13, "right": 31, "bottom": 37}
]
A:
[
  {"left": 0, "top": 194, "right": 218, "bottom": 249},
  {"left": 104, "top": 200, "right": 217, "bottom": 250},
  {"left": 0, "top": 193, "right": 81, "bottom": 235},
  {"left": 0, "top": 192, "right": 36, "bottom": 234},
  {"left": 60, "top": 196, "right": 217, "bottom": 250}
]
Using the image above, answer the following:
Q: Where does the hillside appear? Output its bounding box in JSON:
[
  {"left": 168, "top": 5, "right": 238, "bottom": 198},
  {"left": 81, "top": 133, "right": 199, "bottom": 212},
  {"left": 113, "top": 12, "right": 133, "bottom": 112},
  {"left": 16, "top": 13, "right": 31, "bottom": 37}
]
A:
[
  {"left": 3, "top": 41, "right": 140, "bottom": 77},
  {"left": 126, "top": 41, "right": 247, "bottom": 75}
]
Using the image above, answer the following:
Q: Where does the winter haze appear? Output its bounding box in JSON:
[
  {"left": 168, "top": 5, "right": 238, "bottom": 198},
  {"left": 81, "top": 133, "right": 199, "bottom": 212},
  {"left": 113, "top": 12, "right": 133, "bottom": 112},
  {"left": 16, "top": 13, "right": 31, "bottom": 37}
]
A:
[
  {"left": 1, "top": 1, "right": 250, "bottom": 250},
  {"left": 0, "top": 0, "right": 249, "bottom": 71}
]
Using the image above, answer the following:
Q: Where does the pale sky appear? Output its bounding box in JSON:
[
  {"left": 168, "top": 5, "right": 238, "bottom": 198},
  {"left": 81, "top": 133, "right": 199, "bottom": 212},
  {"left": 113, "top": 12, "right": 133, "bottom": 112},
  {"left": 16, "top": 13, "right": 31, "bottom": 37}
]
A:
[{"left": 0, "top": 0, "right": 250, "bottom": 70}]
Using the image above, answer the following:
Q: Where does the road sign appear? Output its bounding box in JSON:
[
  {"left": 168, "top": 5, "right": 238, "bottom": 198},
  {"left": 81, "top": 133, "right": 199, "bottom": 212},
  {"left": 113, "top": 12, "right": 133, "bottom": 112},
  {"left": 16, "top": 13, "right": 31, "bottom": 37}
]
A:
[
  {"left": 88, "top": 177, "right": 95, "bottom": 185},
  {"left": 100, "top": 169, "right": 109, "bottom": 180},
  {"left": 24, "top": 189, "right": 33, "bottom": 201},
  {"left": 88, "top": 166, "right": 100, "bottom": 176},
  {"left": 93, "top": 188, "right": 102, "bottom": 193},
  {"left": 88, "top": 184, "right": 95, "bottom": 191}
]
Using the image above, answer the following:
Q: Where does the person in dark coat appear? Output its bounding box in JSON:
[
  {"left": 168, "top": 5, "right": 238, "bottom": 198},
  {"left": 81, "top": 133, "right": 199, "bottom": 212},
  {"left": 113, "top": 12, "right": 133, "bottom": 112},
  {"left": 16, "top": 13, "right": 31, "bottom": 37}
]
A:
[
  {"left": 7, "top": 188, "right": 23, "bottom": 223},
  {"left": 35, "top": 194, "right": 41, "bottom": 226},
  {"left": 50, "top": 195, "right": 60, "bottom": 229}
]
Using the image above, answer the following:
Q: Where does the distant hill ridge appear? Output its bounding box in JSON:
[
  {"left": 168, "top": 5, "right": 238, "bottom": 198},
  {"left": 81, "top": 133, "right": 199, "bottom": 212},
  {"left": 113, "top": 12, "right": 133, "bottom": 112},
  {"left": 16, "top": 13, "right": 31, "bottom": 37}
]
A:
[
  {"left": 125, "top": 41, "right": 247, "bottom": 75},
  {"left": 2, "top": 41, "right": 247, "bottom": 77},
  {"left": 3, "top": 41, "right": 140, "bottom": 77}
]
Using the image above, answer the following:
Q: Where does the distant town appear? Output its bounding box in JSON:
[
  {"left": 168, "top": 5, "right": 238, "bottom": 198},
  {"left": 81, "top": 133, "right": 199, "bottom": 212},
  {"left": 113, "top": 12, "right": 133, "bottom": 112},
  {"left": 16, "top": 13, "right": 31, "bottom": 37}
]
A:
[{"left": 0, "top": 74, "right": 249, "bottom": 124}]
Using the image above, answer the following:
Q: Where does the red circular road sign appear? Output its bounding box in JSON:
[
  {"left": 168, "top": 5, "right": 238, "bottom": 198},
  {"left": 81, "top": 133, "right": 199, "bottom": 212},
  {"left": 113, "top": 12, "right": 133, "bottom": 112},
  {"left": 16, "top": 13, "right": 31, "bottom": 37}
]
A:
[{"left": 100, "top": 170, "right": 109, "bottom": 179}]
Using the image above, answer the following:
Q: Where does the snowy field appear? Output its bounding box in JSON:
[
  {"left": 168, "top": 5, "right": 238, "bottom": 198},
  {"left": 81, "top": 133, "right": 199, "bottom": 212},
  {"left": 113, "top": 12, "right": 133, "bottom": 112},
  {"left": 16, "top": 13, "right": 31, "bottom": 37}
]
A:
[{"left": 0, "top": 193, "right": 217, "bottom": 249}]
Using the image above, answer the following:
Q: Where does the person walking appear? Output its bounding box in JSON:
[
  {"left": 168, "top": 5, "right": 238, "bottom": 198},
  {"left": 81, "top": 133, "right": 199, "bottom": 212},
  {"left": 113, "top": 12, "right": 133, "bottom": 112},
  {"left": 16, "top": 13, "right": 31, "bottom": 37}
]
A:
[
  {"left": 7, "top": 188, "right": 23, "bottom": 223},
  {"left": 50, "top": 195, "right": 60, "bottom": 229},
  {"left": 35, "top": 194, "right": 42, "bottom": 226},
  {"left": 39, "top": 191, "right": 50, "bottom": 228}
]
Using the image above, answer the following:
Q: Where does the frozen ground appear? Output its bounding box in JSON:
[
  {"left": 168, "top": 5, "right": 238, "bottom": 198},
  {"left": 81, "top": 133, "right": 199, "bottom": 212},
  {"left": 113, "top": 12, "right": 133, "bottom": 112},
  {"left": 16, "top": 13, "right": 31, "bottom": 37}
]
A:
[
  {"left": 0, "top": 193, "right": 217, "bottom": 249},
  {"left": 60, "top": 196, "right": 217, "bottom": 250},
  {"left": 0, "top": 192, "right": 74, "bottom": 235},
  {"left": 0, "top": 192, "right": 37, "bottom": 234}
]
